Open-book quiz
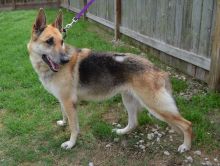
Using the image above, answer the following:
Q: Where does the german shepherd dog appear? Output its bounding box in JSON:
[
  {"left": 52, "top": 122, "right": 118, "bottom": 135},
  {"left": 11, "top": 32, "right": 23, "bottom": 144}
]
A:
[{"left": 27, "top": 9, "right": 192, "bottom": 153}]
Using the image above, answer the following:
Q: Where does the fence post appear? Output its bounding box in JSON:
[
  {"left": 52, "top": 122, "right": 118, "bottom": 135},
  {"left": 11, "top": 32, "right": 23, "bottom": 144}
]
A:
[
  {"left": 209, "top": 0, "right": 220, "bottom": 91},
  {"left": 114, "top": 0, "right": 121, "bottom": 41},
  {"left": 12, "top": 0, "right": 16, "bottom": 10},
  {"left": 57, "top": 0, "right": 61, "bottom": 7},
  {"left": 83, "top": 0, "right": 87, "bottom": 20}
]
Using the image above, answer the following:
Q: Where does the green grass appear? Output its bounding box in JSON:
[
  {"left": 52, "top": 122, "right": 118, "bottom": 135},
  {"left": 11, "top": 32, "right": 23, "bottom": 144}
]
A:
[
  {"left": 0, "top": 8, "right": 220, "bottom": 165},
  {"left": 171, "top": 78, "right": 188, "bottom": 93}
]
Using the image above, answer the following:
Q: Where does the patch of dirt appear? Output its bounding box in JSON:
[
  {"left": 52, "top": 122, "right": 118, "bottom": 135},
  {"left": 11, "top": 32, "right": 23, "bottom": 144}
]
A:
[
  {"left": 102, "top": 108, "right": 120, "bottom": 124},
  {"left": 66, "top": 124, "right": 220, "bottom": 166}
]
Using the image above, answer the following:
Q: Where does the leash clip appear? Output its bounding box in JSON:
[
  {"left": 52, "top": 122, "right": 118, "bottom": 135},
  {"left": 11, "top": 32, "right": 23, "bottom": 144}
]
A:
[
  {"left": 64, "top": 17, "right": 78, "bottom": 31},
  {"left": 63, "top": 17, "right": 78, "bottom": 39}
]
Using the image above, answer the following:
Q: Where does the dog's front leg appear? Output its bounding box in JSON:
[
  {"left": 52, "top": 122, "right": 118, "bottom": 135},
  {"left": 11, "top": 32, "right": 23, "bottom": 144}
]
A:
[
  {"left": 57, "top": 105, "right": 67, "bottom": 126},
  {"left": 60, "top": 99, "right": 79, "bottom": 150}
]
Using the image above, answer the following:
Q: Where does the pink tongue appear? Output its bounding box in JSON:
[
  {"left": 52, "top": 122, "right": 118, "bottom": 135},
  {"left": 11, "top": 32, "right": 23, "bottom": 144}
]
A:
[{"left": 47, "top": 57, "right": 59, "bottom": 71}]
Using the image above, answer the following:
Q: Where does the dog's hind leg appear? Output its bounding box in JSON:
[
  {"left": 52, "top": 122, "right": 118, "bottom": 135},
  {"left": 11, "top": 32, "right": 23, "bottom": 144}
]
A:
[
  {"left": 57, "top": 105, "right": 67, "bottom": 127},
  {"left": 134, "top": 87, "right": 192, "bottom": 153},
  {"left": 114, "top": 91, "right": 142, "bottom": 135}
]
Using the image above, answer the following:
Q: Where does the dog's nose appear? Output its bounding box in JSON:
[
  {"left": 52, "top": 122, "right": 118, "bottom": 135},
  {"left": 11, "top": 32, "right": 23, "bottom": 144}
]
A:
[{"left": 60, "top": 54, "right": 70, "bottom": 64}]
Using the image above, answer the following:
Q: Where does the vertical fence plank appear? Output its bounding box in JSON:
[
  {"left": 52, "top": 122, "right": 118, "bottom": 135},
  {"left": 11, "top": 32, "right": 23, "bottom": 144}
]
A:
[
  {"left": 114, "top": 0, "right": 121, "bottom": 41},
  {"left": 181, "top": 0, "right": 193, "bottom": 51},
  {"left": 198, "top": 0, "right": 214, "bottom": 57},
  {"left": 191, "top": 0, "right": 203, "bottom": 53},
  {"left": 209, "top": 0, "right": 220, "bottom": 91},
  {"left": 174, "top": 0, "right": 184, "bottom": 47},
  {"left": 166, "top": 0, "right": 176, "bottom": 45}
]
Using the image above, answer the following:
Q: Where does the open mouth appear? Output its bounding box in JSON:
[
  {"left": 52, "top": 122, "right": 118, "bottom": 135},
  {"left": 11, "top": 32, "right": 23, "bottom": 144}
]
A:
[{"left": 42, "top": 54, "right": 60, "bottom": 72}]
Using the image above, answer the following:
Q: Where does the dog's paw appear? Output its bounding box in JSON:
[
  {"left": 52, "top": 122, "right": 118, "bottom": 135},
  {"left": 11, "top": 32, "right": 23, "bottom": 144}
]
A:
[
  {"left": 178, "top": 144, "right": 190, "bottom": 153},
  {"left": 57, "top": 120, "right": 67, "bottom": 127},
  {"left": 61, "top": 140, "right": 75, "bottom": 150}
]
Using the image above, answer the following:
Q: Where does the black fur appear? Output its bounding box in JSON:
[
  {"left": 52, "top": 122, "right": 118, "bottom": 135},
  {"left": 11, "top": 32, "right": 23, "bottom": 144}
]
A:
[{"left": 78, "top": 52, "right": 145, "bottom": 93}]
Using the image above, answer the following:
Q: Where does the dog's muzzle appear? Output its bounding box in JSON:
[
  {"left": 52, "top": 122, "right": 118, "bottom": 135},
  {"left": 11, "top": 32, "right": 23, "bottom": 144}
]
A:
[{"left": 42, "top": 54, "right": 60, "bottom": 72}]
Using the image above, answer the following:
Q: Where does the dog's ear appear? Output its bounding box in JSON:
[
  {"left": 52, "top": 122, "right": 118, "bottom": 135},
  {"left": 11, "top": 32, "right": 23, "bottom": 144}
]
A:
[
  {"left": 33, "top": 8, "right": 46, "bottom": 35},
  {"left": 52, "top": 9, "right": 63, "bottom": 32}
]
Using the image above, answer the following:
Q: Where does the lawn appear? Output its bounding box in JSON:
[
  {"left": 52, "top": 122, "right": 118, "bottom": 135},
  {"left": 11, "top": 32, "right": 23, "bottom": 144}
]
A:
[{"left": 0, "top": 8, "right": 220, "bottom": 166}]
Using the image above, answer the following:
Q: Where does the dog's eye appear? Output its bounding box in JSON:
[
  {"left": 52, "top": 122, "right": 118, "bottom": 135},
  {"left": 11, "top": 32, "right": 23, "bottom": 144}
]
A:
[{"left": 46, "top": 37, "right": 54, "bottom": 45}]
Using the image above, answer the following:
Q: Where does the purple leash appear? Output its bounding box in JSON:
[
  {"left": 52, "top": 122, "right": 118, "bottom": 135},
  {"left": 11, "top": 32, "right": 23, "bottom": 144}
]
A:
[{"left": 63, "top": 0, "right": 95, "bottom": 39}]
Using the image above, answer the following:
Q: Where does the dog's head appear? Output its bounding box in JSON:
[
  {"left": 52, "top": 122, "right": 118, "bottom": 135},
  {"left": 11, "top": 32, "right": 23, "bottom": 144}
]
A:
[{"left": 28, "top": 9, "right": 69, "bottom": 72}]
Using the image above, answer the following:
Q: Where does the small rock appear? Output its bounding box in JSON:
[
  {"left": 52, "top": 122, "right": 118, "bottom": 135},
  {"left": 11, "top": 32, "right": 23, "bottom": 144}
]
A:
[
  {"left": 112, "top": 122, "right": 117, "bottom": 126},
  {"left": 186, "top": 156, "right": 193, "bottom": 163},
  {"left": 139, "top": 145, "right": 145, "bottom": 150},
  {"left": 169, "top": 135, "right": 173, "bottom": 142},
  {"left": 139, "top": 140, "right": 144, "bottom": 144},
  {"left": 105, "top": 143, "right": 111, "bottom": 148},
  {"left": 214, "top": 158, "right": 218, "bottom": 162},
  {"left": 161, "top": 132, "right": 166, "bottom": 135},
  {"left": 157, "top": 133, "right": 162, "bottom": 138},
  {"left": 201, "top": 161, "right": 212, "bottom": 166},
  {"left": 154, "top": 131, "right": 159, "bottom": 135},
  {"left": 164, "top": 151, "right": 170, "bottom": 156},
  {"left": 168, "top": 129, "right": 175, "bottom": 133},
  {"left": 140, "top": 133, "right": 144, "bottom": 136},
  {"left": 205, "top": 158, "right": 209, "bottom": 161},
  {"left": 194, "top": 150, "right": 201, "bottom": 156},
  {"left": 114, "top": 138, "right": 119, "bottom": 143},
  {"left": 147, "top": 133, "right": 154, "bottom": 140},
  {"left": 152, "top": 128, "right": 157, "bottom": 132},
  {"left": 156, "top": 137, "right": 160, "bottom": 142},
  {"left": 205, "top": 161, "right": 212, "bottom": 166},
  {"left": 88, "top": 162, "right": 94, "bottom": 166},
  {"left": 116, "top": 124, "right": 121, "bottom": 128},
  {"left": 155, "top": 125, "right": 160, "bottom": 129}
]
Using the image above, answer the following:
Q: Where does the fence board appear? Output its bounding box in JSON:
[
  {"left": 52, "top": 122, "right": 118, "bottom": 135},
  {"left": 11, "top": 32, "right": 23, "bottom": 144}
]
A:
[
  {"left": 174, "top": 0, "right": 184, "bottom": 48},
  {"left": 166, "top": 0, "right": 176, "bottom": 45},
  {"left": 191, "top": 0, "right": 203, "bottom": 54},
  {"left": 181, "top": 0, "right": 193, "bottom": 51},
  {"left": 198, "top": 0, "right": 214, "bottom": 57}
]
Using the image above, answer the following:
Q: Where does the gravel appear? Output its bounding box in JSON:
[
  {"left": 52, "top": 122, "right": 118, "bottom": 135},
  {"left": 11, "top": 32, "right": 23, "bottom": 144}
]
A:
[
  {"left": 164, "top": 151, "right": 170, "bottom": 156},
  {"left": 194, "top": 150, "right": 202, "bottom": 156},
  {"left": 185, "top": 156, "right": 193, "bottom": 163}
]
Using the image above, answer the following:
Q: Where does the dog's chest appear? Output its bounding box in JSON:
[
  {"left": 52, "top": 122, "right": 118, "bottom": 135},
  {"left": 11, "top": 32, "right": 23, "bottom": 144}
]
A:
[{"left": 40, "top": 77, "right": 61, "bottom": 99}]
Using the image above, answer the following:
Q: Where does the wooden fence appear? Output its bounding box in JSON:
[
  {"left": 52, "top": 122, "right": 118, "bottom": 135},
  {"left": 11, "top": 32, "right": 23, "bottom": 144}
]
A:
[
  {"left": 0, "top": 0, "right": 60, "bottom": 10},
  {"left": 61, "top": 0, "right": 220, "bottom": 90}
]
